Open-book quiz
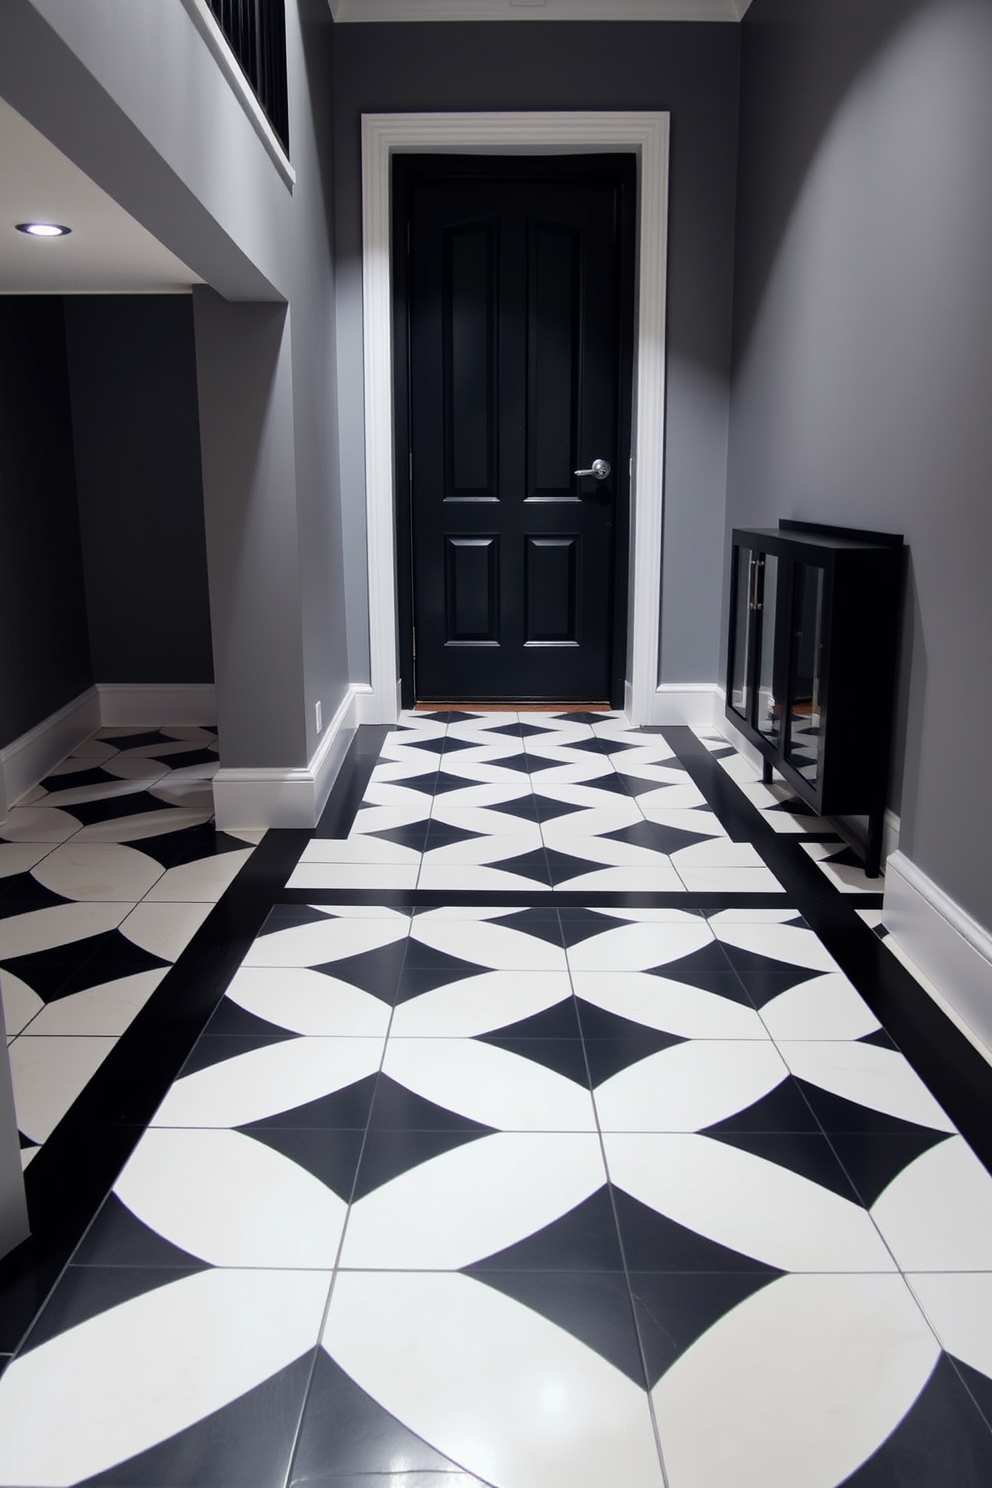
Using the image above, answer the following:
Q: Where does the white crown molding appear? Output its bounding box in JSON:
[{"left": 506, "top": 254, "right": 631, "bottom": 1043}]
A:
[
  {"left": 332, "top": 0, "right": 749, "bottom": 22},
  {"left": 212, "top": 683, "right": 369, "bottom": 829},
  {"left": 884, "top": 851, "right": 992, "bottom": 1063},
  {"left": 360, "top": 110, "right": 670, "bottom": 725},
  {"left": 180, "top": 0, "right": 296, "bottom": 188},
  {"left": 97, "top": 684, "right": 217, "bottom": 728}
]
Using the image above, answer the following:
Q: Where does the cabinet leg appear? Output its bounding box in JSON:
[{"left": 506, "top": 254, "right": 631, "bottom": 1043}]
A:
[
  {"left": 762, "top": 759, "right": 773, "bottom": 785},
  {"left": 865, "top": 812, "right": 884, "bottom": 879}
]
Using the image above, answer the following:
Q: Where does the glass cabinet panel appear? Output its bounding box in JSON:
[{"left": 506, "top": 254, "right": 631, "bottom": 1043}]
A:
[
  {"left": 754, "top": 554, "right": 779, "bottom": 747},
  {"left": 729, "top": 545, "right": 754, "bottom": 720},
  {"left": 786, "top": 562, "right": 825, "bottom": 784}
]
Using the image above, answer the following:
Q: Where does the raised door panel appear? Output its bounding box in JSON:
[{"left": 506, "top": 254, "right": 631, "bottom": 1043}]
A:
[{"left": 525, "top": 536, "right": 579, "bottom": 645}]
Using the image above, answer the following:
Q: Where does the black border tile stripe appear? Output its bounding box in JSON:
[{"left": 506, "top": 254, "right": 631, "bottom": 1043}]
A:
[{"left": 663, "top": 726, "right": 992, "bottom": 1177}]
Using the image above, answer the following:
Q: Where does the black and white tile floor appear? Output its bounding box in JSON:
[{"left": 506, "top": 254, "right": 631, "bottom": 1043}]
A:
[
  {"left": 0, "top": 727, "right": 259, "bottom": 1166},
  {"left": 2, "top": 712, "right": 992, "bottom": 1487}
]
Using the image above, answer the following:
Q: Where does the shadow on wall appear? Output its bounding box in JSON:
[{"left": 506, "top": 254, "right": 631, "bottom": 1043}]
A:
[{"left": 732, "top": 0, "right": 937, "bottom": 373}]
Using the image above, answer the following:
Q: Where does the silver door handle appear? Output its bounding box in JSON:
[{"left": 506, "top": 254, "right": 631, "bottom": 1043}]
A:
[{"left": 574, "top": 458, "right": 611, "bottom": 481}]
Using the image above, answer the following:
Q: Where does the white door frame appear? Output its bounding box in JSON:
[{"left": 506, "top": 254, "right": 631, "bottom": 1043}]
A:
[{"left": 360, "top": 111, "right": 670, "bottom": 722}]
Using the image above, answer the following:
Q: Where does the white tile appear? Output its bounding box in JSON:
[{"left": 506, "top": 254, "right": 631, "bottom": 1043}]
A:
[
  {"left": 390, "top": 970, "right": 574, "bottom": 1037},
  {"left": 653, "top": 1273, "right": 937, "bottom": 1488},
  {"left": 410, "top": 916, "right": 567, "bottom": 971},
  {"left": 673, "top": 863, "right": 783, "bottom": 893},
  {"left": 35, "top": 778, "right": 160, "bottom": 810},
  {"left": 322, "top": 1271, "right": 664, "bottom": 1488},
  {"left": 594, "top": 1041, "right": 791, "bottom": 1133},
  {"left": 286, "top": 863, "right": 420, "bottom": 890},
  {"left": 541, "top": 834, "right": 673, "bottom": 869},
  {"left": 537, "top": 805, "right": 644, "bottom": 837},
  {"left": 152, "top": 1036, "right": 384, "bottom": 1128},
  {"left": 74, "top": 808, "right": 214, "bottom": 844},
  {"left": 908, "top": 1272, "right": 992, "bottom": 1381},
  {"left": 0, "top": 900, "right": 131, "bottom": 960},
  {"left": 567, "top": 918, "right": 714, "bottom": 972},
  {"left": 0, "top": 843, "right": 51, "bottom": 879},
  {"left": 604, "top": 1132, "right": 897, "bottom": 1273},
  {"left": 429, "top": 805, "right": 542, "bottom": 839},
  {"left": 0, "top": 1268, "right": 331, "bottom": 1488},
  {"left": 631, "top": 782, "right": 710, "bottom": 809},
  {"left": 99, "top": 757, "right": 172, "bottom": 783},
  {"left": 418, "top": 864, "right": 552, "bottom": 891},
  {"left": 711, "top": 919, "right": 841, "bottom": 972},
  {"left": 670, "top": 839, "right": 770, "bottom": 870},
  {"left": 0, "top": 970, "right": 45, "bottom": 1036},
  {"left": 801, "top": 842, "right": 879, "bottom": 893},
  {"left": 553, "top": 864, "right": 685, "bottom": 892},
  {"left": 760, "top": 974, "right": 881, "bottom": 1042},
  {"left": 23, "top": 969, "right": 167, "bottom": 1036},
  {"left": 8, "top": 1034, "right": 117, "bottom": 1143},
  {"left": 775, "top": 1041, "right": 956, "bottom": 1132},
  {"left": 340, "top": 1130, "right": 607, "bottom": 1269},
  {"left": 68, "top": 737, "right": 119, "bottom": 761},
  {"left": 142, "top": 848, "right": 254, "bottom": 902},
  {"left": 640, "top": 806, "right": 726, "bottom": 834},
  {"left": 872, "top": 1136, "right": 992, "bottom": 1270},
  {"left": 244, "top": 913, "right": 408, "bottom": 969},
  {"left": 119, "top": 901, "right": 213, "bottom": 962},
  {"left": 224, "top": 965, "right": 392, "bottom": 1037},
  {"left": 571, "top": 971, "right": 767, "bottom": 1040},
  {"left": 382, "top": 1037, "right": 597, "bottom": 1131},
  {"left": 31, "top": 842, "right": 164, "bottom": 902},
  {"left": 115, "top": 1127, "right": 347, "bottom": 1267},
  {"left": 0, "top": 806, "right": 81, "bottom": 843},
  {"left": 298, "top": 836, "right": 420, "bottom": 864}
]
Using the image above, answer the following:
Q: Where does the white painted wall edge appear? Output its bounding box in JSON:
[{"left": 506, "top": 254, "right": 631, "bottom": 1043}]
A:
[
  {"left": 212, "top": 683, "right": 370, "bottom": 830},
  {"left": 97, "top": 684, "right": 218, "bottom": 728},
  {"left": 885, "top": 850, "right": 992, "bottom": 1064},
  {"left": 0, "top": 686, "right": 101, "bottom": 816}
]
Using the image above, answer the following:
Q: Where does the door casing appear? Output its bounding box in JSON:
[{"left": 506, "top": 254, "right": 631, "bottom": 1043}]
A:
[{"left": 360, "top": 112, "right": 670, "bottom": 724}]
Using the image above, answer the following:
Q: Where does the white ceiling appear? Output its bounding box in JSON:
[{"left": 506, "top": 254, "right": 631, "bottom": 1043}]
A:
[
  {"left": 0, "top": 96, "right": 201, "bottom": 296},
  {"left": 330, "top": 0, "right": 751, "bottom": 21}
]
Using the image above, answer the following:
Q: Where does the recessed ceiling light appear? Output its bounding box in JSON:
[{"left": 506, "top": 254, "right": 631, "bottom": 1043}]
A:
[{"left": 15, "top": 221, "right": 72, "bottom": 237}]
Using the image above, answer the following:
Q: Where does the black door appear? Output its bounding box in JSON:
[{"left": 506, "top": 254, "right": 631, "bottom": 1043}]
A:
[{"left": 395, "top": 155, "right": 635, "bottom": 705}]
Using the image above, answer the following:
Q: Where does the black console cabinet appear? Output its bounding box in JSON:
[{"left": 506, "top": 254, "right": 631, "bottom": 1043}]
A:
[{"left": 726, "top": 520, "right": 903, "bottom": 877}]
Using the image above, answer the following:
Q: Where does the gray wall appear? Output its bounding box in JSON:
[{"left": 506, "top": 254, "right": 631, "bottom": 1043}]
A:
[
  {"left": 729, "top": 0, "right": 992, "bottom": 929},
  {"left": 331, "top": 21, "right": 741, "bottom": 686},
  {"left": 0, "top": 298, "right": 92, "bottom": 749},
  {"left": 64, "top": 296, "right": 213, "bottom": 685}
]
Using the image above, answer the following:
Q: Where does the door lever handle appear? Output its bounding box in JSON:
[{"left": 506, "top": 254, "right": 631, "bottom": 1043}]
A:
[{"left": 574, "top": 458, "right": 611, "bottom": 481}]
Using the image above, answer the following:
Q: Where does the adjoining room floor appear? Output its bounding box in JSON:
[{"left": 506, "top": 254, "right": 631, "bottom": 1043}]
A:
[{"left": 2, "top": 711, "right": 992, "bottom": 1487}]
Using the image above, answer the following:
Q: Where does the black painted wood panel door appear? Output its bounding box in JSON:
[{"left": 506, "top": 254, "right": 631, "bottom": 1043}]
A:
[{"left": 400, "top": 157, "right": 634, "bottom": 703}]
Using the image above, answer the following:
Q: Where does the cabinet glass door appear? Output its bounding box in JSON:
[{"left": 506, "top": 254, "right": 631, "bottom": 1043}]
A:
[
  {"left": 755, "top": 554, "right": 779, "bottom": 747},
  {"left": 786, "top": 562, "right": 825, "bottom": 784},
  {"left": 729, "top": 544, "right": 755, "bottom": 721}
]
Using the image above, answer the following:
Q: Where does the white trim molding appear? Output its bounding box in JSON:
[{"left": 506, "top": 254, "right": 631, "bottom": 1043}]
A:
[
  {"left": 0, "top": 687, "right": 101, "bottom": 818},
  {"left": 360, "top": 111, "right": 670, "bottom": 725},
  {"left": 884, "top": 851, "right": 992, "bottom": 1063},
  {"left": 643, "top": 684, "right": 719, "bottom": 727},
  {"left": 97, "top": 684, "right": 217, "bottom": 728},
  {"left": 332, "top": 1, "right": 750, "bottom": 22},
  {"left": 212, "top": 683, "right": 367, "bottom": 830}
]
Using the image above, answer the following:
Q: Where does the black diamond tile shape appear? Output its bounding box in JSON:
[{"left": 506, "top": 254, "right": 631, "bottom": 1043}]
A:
[
  {"left": 473, "top": 750, "right": 557, "bottom": 776},
  {"left": 471, "top": 1270, "right": 647, "bottom": 1386},
  {"left": 859, "top": 1026, "right": 898, "bottom": 1049},
  {"left": 22, "top": 1263, "right": 205, "bottom": 1357},
  {"left": 468, "top": 795, "right": 541, "bottom": 825},
  {"left": 393, "top": 966, "right": 486, "bottom": 1004},
  {"left": 644, "top": 944, "right": 752, "bottom": 1005},
  {"left": 72, "top": 1193, "right": 211, "bottom": 1271},
  {"left": 416, "top": 710, "right": 478, "bottom": 723},
  {"left": 39, "top": 765, "right": 124, "bottom": 794},
  {"left": 628, "top": 1269, "right": 780, "bottom": 1389},
  {"left": 440, "top": 734, "right": 491, "bottom": 755},
  {"left": 840, "top": 1354, "right": 992, "bottom": 1486},
  {"left": 401, "top": 942, "right": 487, "bottom": 977},
  {"left": 259, "top": 903, "right": 336, "bottom": 936},
  {"left": 466, "top": 1187, "right": 624, "bottom": 1271},
  {"left": 702, "top": 1078, "right": 821, "bottom": 1135},
  {"left": 352, "top": 1125, "right": 494, "bottom": 1199},
  {"left": 368, "top": 1074, "right": 495, "bottom": 1135},
  {"left": 818, "top": 844, "right": 866, "bottom": 868},
  {"left": 619, "top": 772, "right": 690, "bottom": 799},
  {"left": 530, "top": 794, "right": 587, "bottom": 825},
  {"left": 640, "top": 823, "right": 715, "bottom": 855},
  {"left": 289, "top": 1350, "right": 485, "bottom": 1484},
  {"left": 601, "top": 821, "right": 677, "bottom": 853},
  {"left": 465, "top": 847, "right": 552, "bottom": 886},
  {"left": 240, "top": 1126, "right": 366, "bottom": 1202},
  {"left": 313, "top": 940, "right": 409, "bottom": 1002},
  {"left": 829, "top": 1130, "right": 953, "bottom": 1208},
  {"left": 550, "top": 736, "right": 607, "bottom": 756},
  {"left": 488, "top": 907, "right": 564, "bottom": 946},
  {"left": 719, "top": 944, "right": 822, "bottom": 1006},
  {"left": 707, "top": 1130, "right": 860, "bottom": 1202},
  {"left": 575, "top": 1003, "right": 685, "bottom": 1084},
  {"left": 557, "top": 908, "right": 624, "bottom": 947},
  {"left": 155, "top": 745, "right": 220, "bottom": 771},
  {"left": 180, "top": 1030, "right": 300, "bottom": 1078},
  {"left": 95, "top": 729, "right": 181, "bottom": 751},
  {"left": 767, "top": 796, "right": 818, "bottom": 816},
  {"left": 55, "top": 790, "right": 178, "bottom": 828},
  {"left": 366, "top": 822, "right": 430, "bottom": 851},
  {"left": 423, "top": 822, "right": 488, "bottom": 848},
  {"left": 78, "top": 1352, "right": 315, "bottom": 1488},
  {"left": 554, "top": 711, "right": 606, "bottom": 723},
  {"left": 0, "top": 930, "right": 170, "bottom": 1004},
  {"left": 794, "top": 1078, "right": 951, "bottom": 1136},
  {"left": 205, "top": 998, "right": 300, "bottom": 1041},
  {"left": 0, "top": 874, "right": 72, "bottom": 918},
  {"left": 951, "top": 1356, "right": 992, "bottom": 1439},
  {"left": 241, "top": 1075, "right": 380, "bottom": 1132},
  {"left": 612, "top": 1187, "right": 781, "bottom": 1273},
  {"left": 375, "top": 771, "right": 442, "bottom": 799},
  {"left": 544, "top": 847, "right": 613, "bottom": 886},
  {"left": 474, "top": 1036, "right": 590, "bottom": 1086},
  {"left": 132, "top": 824, "right": 247, "bottom": 870},
  {"left": 537, "top": 771, "right": 630, "bottom": 800},
  {"left": 484, "top": 720, "right": 556, "bottom": 739},
  {"left": 597, "top": 737, "right": 648, "bottom": 756},
  {"left": 481, "top": 999, "right": 583, "bottom": 1042}
]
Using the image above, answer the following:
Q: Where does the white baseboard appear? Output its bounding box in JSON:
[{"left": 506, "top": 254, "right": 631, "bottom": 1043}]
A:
[
  {"left": 97, "top": 683, "right": 217, "bottom": 727},
  {"left": 212, "top": 683, "right": 363, "bottom": 830},
  {"left": 884, "top": 850, "right": 992, "bottom": 1062},
  {"left": 0, "top": 686, "right": 101, "bottom": 814},
  {"left": 639, "top": 684, "right": 720, "bottom": 728}
]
